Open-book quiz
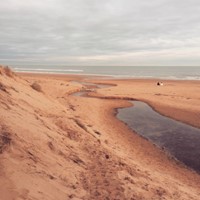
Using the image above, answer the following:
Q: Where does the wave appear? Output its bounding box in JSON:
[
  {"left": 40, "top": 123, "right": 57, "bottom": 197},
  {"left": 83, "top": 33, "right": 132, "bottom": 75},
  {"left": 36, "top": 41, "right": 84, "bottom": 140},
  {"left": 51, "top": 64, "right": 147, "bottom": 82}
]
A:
[
  {"left": 184, "top": 76, "right": 200, "bottom": 80},
  {"left": 13, "top": 68, "right": 84, "bottom": 72},
  {"left": 159, "top": 76, "right": 200, "bottom": 80},
  {"left": 13, "top": 67, "right": 200, "bottom": 80}
]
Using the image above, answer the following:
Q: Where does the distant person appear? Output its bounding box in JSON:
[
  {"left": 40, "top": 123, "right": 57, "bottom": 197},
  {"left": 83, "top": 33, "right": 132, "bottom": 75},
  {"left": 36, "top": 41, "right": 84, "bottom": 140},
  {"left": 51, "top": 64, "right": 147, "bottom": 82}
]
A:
[{"left": 157, "top": 82, "right": 164, "bottom": 86}]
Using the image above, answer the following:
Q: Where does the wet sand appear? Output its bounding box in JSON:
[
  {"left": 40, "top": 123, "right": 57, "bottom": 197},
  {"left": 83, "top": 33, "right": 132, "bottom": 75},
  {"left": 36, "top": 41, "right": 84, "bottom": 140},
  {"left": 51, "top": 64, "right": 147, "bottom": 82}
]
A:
[{"left": 0, "top": 67, "right": 200, "bottom": 200}]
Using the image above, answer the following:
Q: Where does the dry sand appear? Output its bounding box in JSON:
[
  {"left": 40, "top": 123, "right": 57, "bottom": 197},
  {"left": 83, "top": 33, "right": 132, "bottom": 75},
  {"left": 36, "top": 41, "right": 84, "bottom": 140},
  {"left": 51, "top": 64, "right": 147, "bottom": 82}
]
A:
[{"left": 0, "top": 66, "right": 200, "bottom": 200}]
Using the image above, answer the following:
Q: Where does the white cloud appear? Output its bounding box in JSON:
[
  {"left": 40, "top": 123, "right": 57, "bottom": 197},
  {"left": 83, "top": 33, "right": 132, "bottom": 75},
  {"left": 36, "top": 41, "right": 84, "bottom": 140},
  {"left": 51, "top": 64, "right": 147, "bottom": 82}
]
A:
[{"left": 0, "top": 0, "right": 200, "bottom": 66}]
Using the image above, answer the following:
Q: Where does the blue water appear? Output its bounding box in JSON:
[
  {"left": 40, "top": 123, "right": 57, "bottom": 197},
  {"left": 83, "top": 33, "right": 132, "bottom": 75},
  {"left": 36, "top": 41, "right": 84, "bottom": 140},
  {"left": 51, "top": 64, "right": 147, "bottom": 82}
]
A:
[{"left": 11, "top": 65, "right": 200, "bottom": 80}]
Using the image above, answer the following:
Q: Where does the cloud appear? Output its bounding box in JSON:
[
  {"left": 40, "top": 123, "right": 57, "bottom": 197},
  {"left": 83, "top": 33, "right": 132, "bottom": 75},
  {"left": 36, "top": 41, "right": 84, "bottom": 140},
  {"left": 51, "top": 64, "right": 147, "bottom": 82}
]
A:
[{"left": 0, "top": 0, "right": 200, "bottom": 66}]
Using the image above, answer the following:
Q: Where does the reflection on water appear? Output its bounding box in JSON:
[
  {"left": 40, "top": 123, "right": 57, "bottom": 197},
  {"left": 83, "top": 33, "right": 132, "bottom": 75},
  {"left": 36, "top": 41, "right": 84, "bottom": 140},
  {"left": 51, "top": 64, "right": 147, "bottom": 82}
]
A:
[
  {"left": 71, "top": 81, "right": 111, "bottom": 89},
  {"left": 117, "top": 101, "right": 200, "bottom": 173},
  {"left": 72, "top": 91, "right": 88, "bottom": 97},
  {"left": 71, "top": 81, "right": 112, "bottom": 97}
]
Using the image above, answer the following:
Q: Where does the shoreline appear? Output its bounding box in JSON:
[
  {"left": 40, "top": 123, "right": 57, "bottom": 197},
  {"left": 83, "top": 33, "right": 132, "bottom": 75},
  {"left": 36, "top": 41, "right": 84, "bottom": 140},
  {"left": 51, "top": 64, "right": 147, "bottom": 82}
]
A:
[
  {"left": 16, "top": 70, "right": 200, "bottom": 81},
  {"left": 1, "top": 69, "right": 200, "bottom": 199}
]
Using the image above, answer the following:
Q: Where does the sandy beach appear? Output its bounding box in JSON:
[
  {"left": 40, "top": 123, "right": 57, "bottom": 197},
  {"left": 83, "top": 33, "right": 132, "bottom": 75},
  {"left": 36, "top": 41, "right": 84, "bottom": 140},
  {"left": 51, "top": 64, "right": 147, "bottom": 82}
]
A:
[{"left": 1, "top": 66, "right": 200, "bottom": 200}]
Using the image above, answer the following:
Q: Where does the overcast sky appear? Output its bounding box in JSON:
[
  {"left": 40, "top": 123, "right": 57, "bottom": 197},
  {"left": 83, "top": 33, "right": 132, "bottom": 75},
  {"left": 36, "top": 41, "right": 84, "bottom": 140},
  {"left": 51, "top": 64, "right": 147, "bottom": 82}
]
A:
[{"left": 1, "top": 0, "right": 200, "bottom": 66}]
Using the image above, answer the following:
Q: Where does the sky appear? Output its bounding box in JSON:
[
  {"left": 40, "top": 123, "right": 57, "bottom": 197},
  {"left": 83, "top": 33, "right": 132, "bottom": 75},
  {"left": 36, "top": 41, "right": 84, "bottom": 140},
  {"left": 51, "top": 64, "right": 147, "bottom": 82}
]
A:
[{"left": 0, "top": 0, "right": 200, "bottom": 67}]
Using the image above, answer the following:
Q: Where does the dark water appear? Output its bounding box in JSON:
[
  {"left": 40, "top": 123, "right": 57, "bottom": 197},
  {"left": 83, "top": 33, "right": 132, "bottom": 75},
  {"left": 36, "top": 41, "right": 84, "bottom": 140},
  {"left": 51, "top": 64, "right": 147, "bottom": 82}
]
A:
[{"left": 117, "top": 101, "right": 200, "bottom": 173}]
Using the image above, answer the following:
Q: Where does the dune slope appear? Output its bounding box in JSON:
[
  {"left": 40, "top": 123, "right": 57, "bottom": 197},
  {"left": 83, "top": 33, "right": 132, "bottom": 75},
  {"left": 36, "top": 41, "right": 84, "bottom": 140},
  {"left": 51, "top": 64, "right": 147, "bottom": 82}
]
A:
[{"left": 0, "top": 66, "right": 200, "bottom": 200}]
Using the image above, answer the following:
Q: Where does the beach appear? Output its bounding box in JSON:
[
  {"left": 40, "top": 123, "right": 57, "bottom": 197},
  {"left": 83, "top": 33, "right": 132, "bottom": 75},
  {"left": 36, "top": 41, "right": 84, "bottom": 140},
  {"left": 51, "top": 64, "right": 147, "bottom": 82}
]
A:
[{"left": 1, "top": 66, "right": 200, "bottom": 200}]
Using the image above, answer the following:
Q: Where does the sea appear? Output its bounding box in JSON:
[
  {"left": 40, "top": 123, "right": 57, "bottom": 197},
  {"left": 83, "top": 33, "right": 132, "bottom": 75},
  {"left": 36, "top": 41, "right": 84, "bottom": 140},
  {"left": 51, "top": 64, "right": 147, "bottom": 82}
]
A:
[{"left": 11, "top": 65, "right": 200, "bottom": 80}]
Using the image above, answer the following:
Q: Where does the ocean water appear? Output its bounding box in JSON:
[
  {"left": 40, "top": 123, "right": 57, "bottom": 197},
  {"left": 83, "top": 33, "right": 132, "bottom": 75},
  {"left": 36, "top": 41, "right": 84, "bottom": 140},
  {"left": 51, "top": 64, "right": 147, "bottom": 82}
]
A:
[{"left": 12, "top": 65, "right": 200, "bottom": 80}]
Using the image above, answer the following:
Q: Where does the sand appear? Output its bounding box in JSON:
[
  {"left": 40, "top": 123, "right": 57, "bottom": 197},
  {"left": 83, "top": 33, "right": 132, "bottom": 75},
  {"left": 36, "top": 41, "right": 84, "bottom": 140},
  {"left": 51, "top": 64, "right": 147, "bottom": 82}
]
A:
[{"left": 0, "top": 66, "right": 200, "bottom": 200}]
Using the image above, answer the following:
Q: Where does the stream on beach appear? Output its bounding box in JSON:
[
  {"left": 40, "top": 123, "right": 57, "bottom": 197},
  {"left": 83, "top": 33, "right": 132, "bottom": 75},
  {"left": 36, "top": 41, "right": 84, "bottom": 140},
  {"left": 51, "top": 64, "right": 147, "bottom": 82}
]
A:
[
  {"left": 117, "top": 101, "right": 200, "bottom": 173},
  {"left": 72, "top": 81, "right": 200, "bottom": 173}
]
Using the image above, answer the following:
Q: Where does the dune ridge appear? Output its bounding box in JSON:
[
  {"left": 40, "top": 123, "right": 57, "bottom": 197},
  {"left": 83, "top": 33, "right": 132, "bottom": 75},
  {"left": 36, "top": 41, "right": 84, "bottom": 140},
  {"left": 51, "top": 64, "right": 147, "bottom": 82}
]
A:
[{"left": 0, "top": 66, "right": 200, "bottom": 200}]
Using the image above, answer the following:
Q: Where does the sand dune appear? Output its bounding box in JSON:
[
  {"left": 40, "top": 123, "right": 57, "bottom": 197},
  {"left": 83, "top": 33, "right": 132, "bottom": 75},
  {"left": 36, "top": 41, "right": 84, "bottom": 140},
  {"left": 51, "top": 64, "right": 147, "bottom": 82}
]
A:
[{"left": 0, "top": 66, "right": 200, "bottom": 200}]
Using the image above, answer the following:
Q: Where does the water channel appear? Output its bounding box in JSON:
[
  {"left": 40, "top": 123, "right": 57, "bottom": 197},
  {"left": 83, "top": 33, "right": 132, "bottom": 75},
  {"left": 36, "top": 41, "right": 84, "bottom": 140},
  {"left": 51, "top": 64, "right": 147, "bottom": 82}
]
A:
[
  {"left": 117, "top": 101, "right": 200, "bottom": 173},
  {"left": 72, "top": 82, "right": 200, "bottom": 173}
]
